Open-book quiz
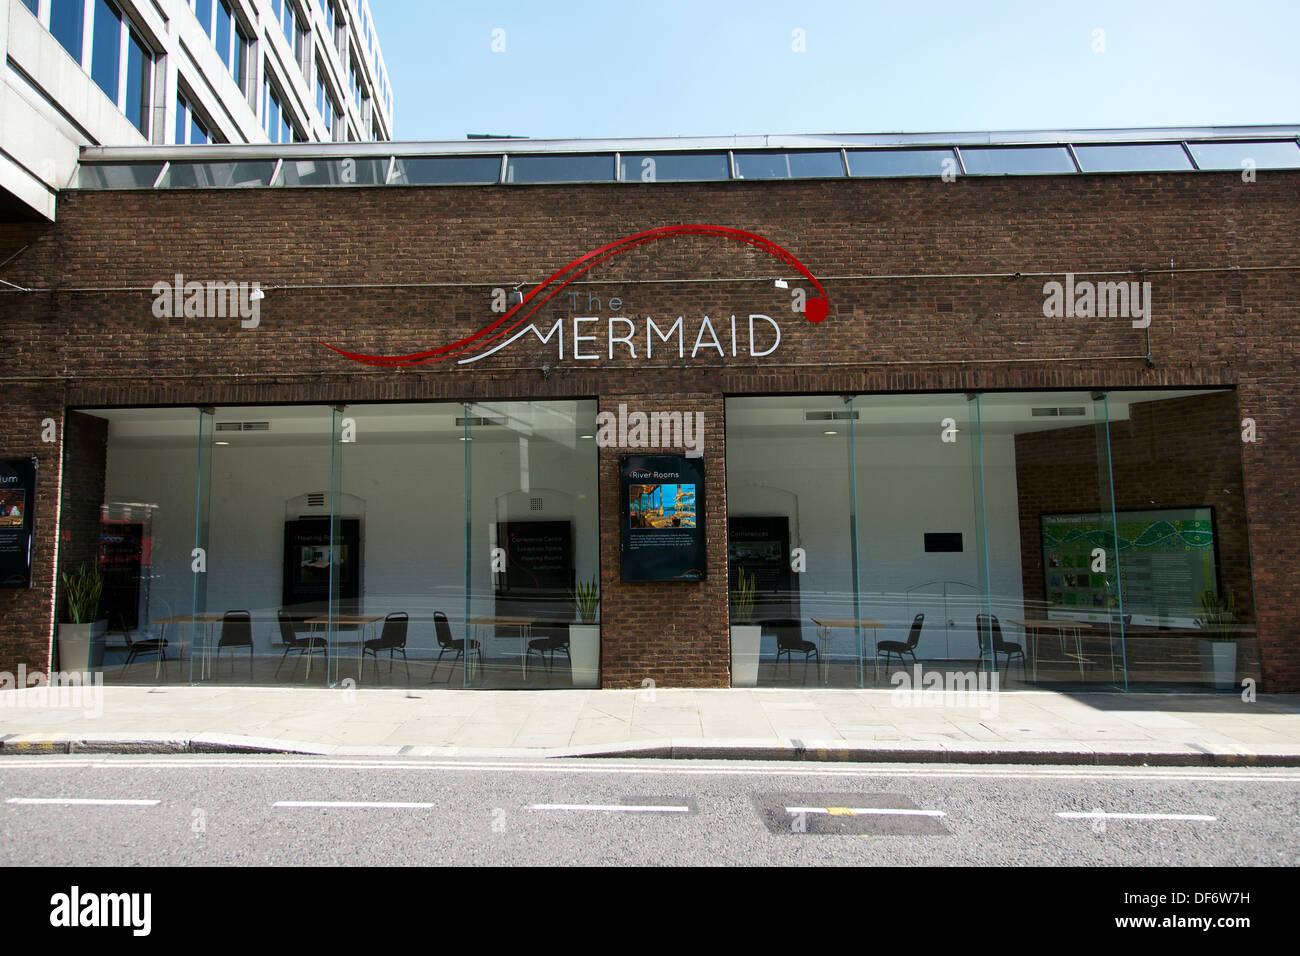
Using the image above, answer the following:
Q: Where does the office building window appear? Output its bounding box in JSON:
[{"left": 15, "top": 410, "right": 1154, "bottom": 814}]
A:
[
  {"left": 315, "top": 62, "right": 339, "bottom": 137},
  {"left": 125, "top": 30, "right": 152, "bottom": 135},
  {"left": 91, "top": 0, "right": 122, "bottom": 104},
  {"left": 262, "top": 76, "right": 297, "bottom": 144},
  {"left": 176, "top": 93, "right": 211, "bottom": 145},
  {"left": 21, "top": 0, "right": 39, "bottom": 14},
  {"left": 79, "top": 0, "right": 154, "bottom": 136},
  {"left": 50, "top": 0, "right": 85, "bottom": 63}
]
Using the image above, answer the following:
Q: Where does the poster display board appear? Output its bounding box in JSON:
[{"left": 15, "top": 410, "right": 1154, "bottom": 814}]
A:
[
  {"left": 496, "top": 520, "right": 573, "bottom": 616},
  {"left": 282, "top": 518, "right": 361, "bottom": 609},
  {"left": 0, "top": 458, "right": 36, "bottom": 588},
  {"left": 728, "top": 516, "right": 795, "bottom": 618},
  {"left": 620, "top": 454, "right": 705, "bottom": 582},
  {"left": 1040, "top": 507, "right": 1218, "bottom": 624}
]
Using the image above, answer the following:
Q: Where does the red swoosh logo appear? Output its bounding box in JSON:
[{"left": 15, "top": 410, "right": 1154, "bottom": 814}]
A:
[{"left": 319, "top": 225, "right": 831, "bottom": 366}]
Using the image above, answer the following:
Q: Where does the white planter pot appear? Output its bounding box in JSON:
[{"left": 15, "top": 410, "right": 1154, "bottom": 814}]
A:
[
  {"left": 569, "top": 624, "right": 601, "bottom": 688},
  {"left": 1199, "top": 639, "right": 1237, "bottom": 691},
  {"left": 57, "top": 620, "right": 108, "bottom": 672},
  {"left": 730, "top": 625, "right": 762, "bottom": 687}
]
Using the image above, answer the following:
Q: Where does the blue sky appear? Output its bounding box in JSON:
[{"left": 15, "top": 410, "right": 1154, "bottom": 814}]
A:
[{"left": 371, "top": 1, "right": 1299, "bottom": 141}]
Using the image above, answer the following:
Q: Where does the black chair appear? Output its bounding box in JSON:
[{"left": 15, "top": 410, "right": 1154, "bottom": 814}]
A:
[
  {"left": 430, "top": 611, "right": 481, "bottom": 683},
  {"left": 976, "top": 613, "right": 1026, "bottom": 680},
  {"left": 123, "top": 630, "right": 169, "bottom": 679},
  {"left": 877, "top": 613, "right": 924, "bottom": 670},
  {"left": 765, "top": 619, "right": 819, "bottom": 682},
  {"left": 364, "top": 612, "right": 410, "bottom": 683},
  {"left": 216, "top": 610, "right": 254, "bottom": 680},
  {"left": 526, "top": 625, "right": 571, "bottom": 679},
  {"left": 275, "top": 609, "right": 328, "bottom": 679}
]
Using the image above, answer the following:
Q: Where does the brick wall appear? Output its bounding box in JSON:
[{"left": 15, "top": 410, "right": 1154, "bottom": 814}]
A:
[{"left": 0, "top": 170, "right": 1296, "bottom": 686}]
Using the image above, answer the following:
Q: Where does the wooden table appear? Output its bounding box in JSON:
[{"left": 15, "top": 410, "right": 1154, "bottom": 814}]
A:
[
  {"left": 810, "top": 618, "right": 885, "bottom": 684},
  {"left": 152, "top": 613, "right": 229, "bottom": 681},
  {"left": 470, "top": 615, "right": 536, "bottom": 679},
  {"left": 1008, "top": 618, "right": 1089, "bottom": 680},
  {"left": 304, "top": 614, "right": 384, "bottom": 681}
]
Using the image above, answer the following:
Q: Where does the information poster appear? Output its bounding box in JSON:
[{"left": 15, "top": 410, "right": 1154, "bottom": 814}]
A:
[
  {"left": 620, "top": 455, "right": 705, "bottom": 582},
  {"left": 496, "top": 520, "right": 573, "bottom": 616},
  {"left": 0, "top": 458, "right": 36, "bottom": 588},
  {"left": 1041, "top": 507, "right": 1217, "bottom": 623}
]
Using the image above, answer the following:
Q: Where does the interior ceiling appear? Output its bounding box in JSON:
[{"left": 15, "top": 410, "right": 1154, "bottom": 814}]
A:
[{"left": 80, "top": 390, "right": 1225, "bottom": 445}]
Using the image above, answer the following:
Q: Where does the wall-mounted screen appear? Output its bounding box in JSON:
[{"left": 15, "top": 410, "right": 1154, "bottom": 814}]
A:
[
  {"left": 620, "top": 455, "right": 705, "bottom": 581},
  {"left": 1040, "top": 507, "right": 1218, "bottom": 625},
  {"left": 0, "top": 458, "right": 36, "bottom": 588}
]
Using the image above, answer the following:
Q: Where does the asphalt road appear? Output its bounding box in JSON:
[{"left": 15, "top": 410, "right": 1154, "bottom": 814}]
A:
[{"left": 0, "top": 755, "right": 1296, "bottom": 867}]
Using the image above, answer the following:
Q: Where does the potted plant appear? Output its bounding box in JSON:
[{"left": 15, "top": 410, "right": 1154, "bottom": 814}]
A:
[
  {"left": 1194, "top": 588, "right": 1238, "bottom": 691},
  {"left": 569, "top": 574, "right": 600, "bottom": 688},
  {"left": 730, "top": 567, "right": 761, "bottom": 687},
  {"left": 57, "top": 561, "right": 107, "bottom": 672}
]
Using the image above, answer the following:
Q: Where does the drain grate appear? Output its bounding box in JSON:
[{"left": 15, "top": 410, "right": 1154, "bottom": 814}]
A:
[{"left": 752, "top": 792, "right": 950, "bottom": 836}]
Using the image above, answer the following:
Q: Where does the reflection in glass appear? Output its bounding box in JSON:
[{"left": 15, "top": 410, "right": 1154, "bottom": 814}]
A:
[{"left": 959, "top": 146, "right": 1076, "bottom": 175}]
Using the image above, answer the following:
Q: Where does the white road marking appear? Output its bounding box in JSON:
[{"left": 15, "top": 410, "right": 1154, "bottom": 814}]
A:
[
  {"left": 786, "top": 806, "right": 946, "bottom": 817},
  {"left": 529, "top": 804, "right": 690, "bottom": 813},
  {"left": 273, "top": 800, "right": 436, "bottom": 809},
  {"left": 6, "top": 797, "right": 159, "bottom": 806},
  {"left": 1057, "top": 811, "right": 1218, "bottom": 822}
]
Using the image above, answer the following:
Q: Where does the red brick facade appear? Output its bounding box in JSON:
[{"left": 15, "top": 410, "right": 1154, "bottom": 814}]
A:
[{"left": 0, "top": 170, "right": 1296, "bottom": 687}]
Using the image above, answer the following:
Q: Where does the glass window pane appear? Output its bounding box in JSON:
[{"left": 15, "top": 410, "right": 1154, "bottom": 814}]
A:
[
  {"left": 1188, "top": 140, "right": 1300, "bottom": 170},
  {"left": 960, "top": 146, "right": 1076, "bottom": 175},
  {"left": 21, "top": 0, "right": 38, "bottom": 15},
  {"left": 390, "top": 155, "right": 501, "bottom": 185},
  {"left": 504, "top": 154, "right": 613, "bottom": 183},
  {"left": 77, "top": 163, "right": 164, "bottom": 188},
  {"left": 125, "top": 31, "right": 151, "bottom": 136},
  {"left": 50, "top": 0, "right": 85, "bottom": 63},
  {"left": 734, "top": 151, "right": 843, "bottom": 180},
  {"left": 618, "top": 152, "right": 730, "bottom": 182},
  {"left": 195, "top": 0, "right": 212, "bottom": 36},
  {"left": 91, "top": 0, "right": 122, "bottom": 104},
  {"left": 162, "top": 161, "right": 277, "bottom": 188},
  {"left": 726, "top": 397, "right": 859, "bottom": 686},
  {"left": 1073, "top": 143, "right": 1193, "bottom": 172},
  {"left": 847, "top": 148, "right": 957, "bottom": 178},
  {"left": 215, "top": 2, "right": 232, "bottom": 70},
  {"left": 176, "top": 96, "right": 187, "bottom": 144},
  {"left": 190, "top": 112, "right": 209, "bottom": 145},
  {"left": 281, "top": 158, "right": 389, "bottom": 186}
]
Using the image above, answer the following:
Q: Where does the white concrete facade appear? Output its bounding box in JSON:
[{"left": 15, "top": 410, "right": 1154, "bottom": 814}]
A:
[{"left": 1, "top": 0, "right": 393, "bottom": 219}]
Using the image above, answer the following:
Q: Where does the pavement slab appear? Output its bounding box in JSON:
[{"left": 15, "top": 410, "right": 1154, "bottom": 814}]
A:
[{"left": 1, "top": 685, "right": 1298, "bottom": 764}]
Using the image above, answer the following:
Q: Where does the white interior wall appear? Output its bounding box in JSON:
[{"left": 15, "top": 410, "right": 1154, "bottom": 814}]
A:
[
  {"left": 105, "top": 435, "right": 598, "bottom": 656},
  {"left": 728, "top": 432, "right": 1024, "bottom": 661}
]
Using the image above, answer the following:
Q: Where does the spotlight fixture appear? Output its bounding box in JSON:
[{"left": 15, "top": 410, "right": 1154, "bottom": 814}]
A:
[
  {"left": 249, "top": 288, "right": 265, "bottom": 301},
  {"left": 773, "top": 279, "right": 789, "bottom": 289}
]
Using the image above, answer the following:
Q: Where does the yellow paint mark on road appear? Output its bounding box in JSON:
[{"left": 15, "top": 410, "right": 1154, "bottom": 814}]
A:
[{"left": 826, "top": 806, "right": 854, "bottom": 816}]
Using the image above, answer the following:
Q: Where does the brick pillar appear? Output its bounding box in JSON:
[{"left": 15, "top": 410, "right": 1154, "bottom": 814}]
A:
[
  {"left": 1237, "top": 377, "right": 1299, "bottom": 691},
  {"left": 597, "top": 392, "right": 729, "bottom": 687},
  {"left": 0, "top": 387, "right": 67, "bottom": 673}
]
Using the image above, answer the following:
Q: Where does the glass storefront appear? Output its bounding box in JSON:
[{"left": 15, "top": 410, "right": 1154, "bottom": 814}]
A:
[
  {"left": 74, "top": 400, "right": 597, "bottom": 689},
  {"left": 726, "top": 388, "right": 1260, "bottom": 691},
  {"left": 63, "top": 388, "right": 1257, "bottom": 692}
]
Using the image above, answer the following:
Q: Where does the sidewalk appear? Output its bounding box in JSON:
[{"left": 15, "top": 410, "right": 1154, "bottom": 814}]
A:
[{"left": 3, "top": 684, "right": 1299, "bottom": 765}]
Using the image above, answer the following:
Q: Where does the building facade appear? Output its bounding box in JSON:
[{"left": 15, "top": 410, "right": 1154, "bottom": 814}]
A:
[
  {"left": 1, "top": 128, "right": 1297, "bottom": 691},
  {"left": 1, "top": 0, "right": 392, "bottom": 219}
]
